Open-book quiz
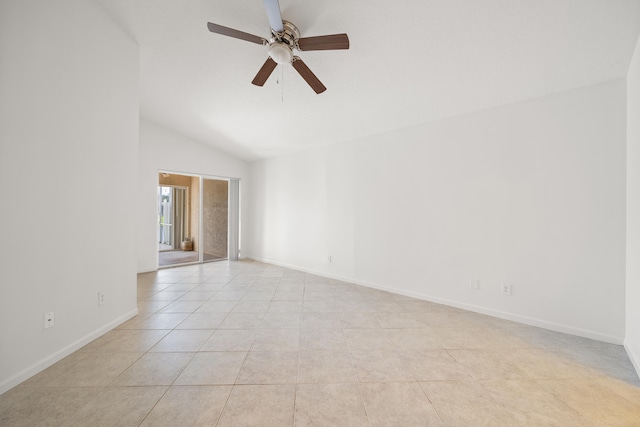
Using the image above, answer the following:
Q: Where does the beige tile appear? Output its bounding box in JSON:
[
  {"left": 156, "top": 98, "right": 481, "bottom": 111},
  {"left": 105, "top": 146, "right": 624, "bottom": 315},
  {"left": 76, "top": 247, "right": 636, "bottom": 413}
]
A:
[
  {"left": 136, "top": 300, "right": 171, "bottom": 314},
  {"left": 303, "top": 290, "right": 334, "bottom": 301},
  {"left": 174, "top": 312, "right": 227, "bottom": 329},
  {"left": 80, "top": 329, "right": 169, "bottom": 352},
  {"left": 398, "top": 299, "right": 450, "bottom": 312},
  {"left": 448, "top": 349, "right": 528, "bottom": 380},
  {"left": 150, "top": 329, "right": 214, "bottom": 352},
  {"left": 177, "top": 291, "right": 216, "bottom": 301},
  {"left": 19, "top": 351, "right": 93, "bottom": 387},
  {"left": 162, "top": 283, "right": 199, "bottom": 292},
  {"left": 158, "top": 300, "right": 204, "bottom": 313},
  {"left": 503, "top": 348, "right": 593, "bottom": 379},
  {"left": 111, "top": 352, "right": 194, "bottom": 386},
  {"left": 367, "top": 300, "right": 404, "bottom": 312},
  {"left": 350, "top": 351, "right": 415, "bottom": 382},
  {"left": 120, "top": 312, "right": 189, "bottom": 329},
  {"left": 344, "top": 328, "right": 394, "bottom": 351},
  {"left": 552, "top": 345, "right": 640, "bottom": 381},
  {"left": 300, "top": 328, "right": 348, "bottom": 351},
  {"left": 590, "top": 376, "right": 640, "bottom": 405},
  {"left": 261, "top": 312, "right": 303, "bottom": 328},
  {"left": 430, "top": 327, "right": 489, "bottom": 349},
  {"left": 47, "top": 352, "right": 141, "bottom": 387},
  {"left": 537, "top": 378, "right": 640, "bottom": 425},
  {"left": 195, "top": 300, "right": 238, "bottom": 313},
  {"left": 201, "top": 329, "right": 256, "bottom": 351},
  {"left": 405, "top": 350, "right": 473, "bottom": 381},
  {"left": 251, "top": 328, "right": 300, "bottom": 351},
  {"left": 0, "top": 387, "right": 101, "bottom": 426},
  {"left": 236, "top": 351, "right": 298, "bottom": 384},
  {"left": 420, "top": 381, "right": 519, "bottom": 426},
  {"left": 273, "top": 290, "right": 304, "bottom": 301},
  {"left": 411, "top": 312, "right": 482, "bottom": 329},
  {"left": 360, "top": 382, "right": 444, "bottom": 426},
  {"left": 385, "top": 328, "right": 442, "bottom": 351},
  {"left": 210, "top": 290, "right": 246, "bottom": 300},
  {"left": 67, "top": 386, "right": 167, "bottom": 426},
  {"left": 140, "top": 291, "right": 186, "bottom": 301},
  {"left": 242, "top": 290, "right": 276, "bottom": 300},
  {"left": 218, "top": 313, "right": 265, "bottom": 329},
  {"left": 302, "top": 300, "right": 337, "bottom": 313},
  {"left": 376, "top": 312, "right": 429, "bottom": 328},
  {"left": 6, "top": 261, "right": 640, "bottom": 427},
  {"left": 294, "top": 383, "right": 368, "bottom": 427},
  {"left": 510, "top": 325, "right": 612, "bottom": 349},
  {"left": 217, "top": 384, "right": 295, "bottom": 427},
  {"left": 230, "top": 300, "right": 270, "bottom": 313},
  {"left": 191, "top": 283, "right": 227, "bottom": 292},
  {"left": 339, "top": 312, "right": 382, "bottom": 328},
  {"left": 174, "top": 352, "right": 247, "bottom": 385},
  {"left": 140, "top": 385, "right": 232, "bottom": 426},
  {"left": 302, "top": 312, "right": 343, "bottom": 328},
  {"left": 481, "top": 380, "right": 595, "bottom": 426},
  {"left": 331, "top": 299, "right": 372, "bottom": 313},
  {"left": 298, "top": 351, "right": 357, "bottom": 383},
  {"left": 268, "top": 301, "right": 303, "bottom": 313}
]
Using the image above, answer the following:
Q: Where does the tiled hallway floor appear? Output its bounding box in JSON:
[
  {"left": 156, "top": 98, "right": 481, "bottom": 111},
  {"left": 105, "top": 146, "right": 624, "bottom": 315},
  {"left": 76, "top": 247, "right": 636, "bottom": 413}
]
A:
[{"left": 2, "top": 260, "right": 640, "bottom": 426}]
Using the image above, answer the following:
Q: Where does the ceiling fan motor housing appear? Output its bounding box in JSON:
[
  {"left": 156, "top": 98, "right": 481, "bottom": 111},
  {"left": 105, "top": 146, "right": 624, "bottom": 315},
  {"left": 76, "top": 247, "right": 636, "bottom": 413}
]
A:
[{"left": 268, "top": 20, "right": 299, "bottom": 64}]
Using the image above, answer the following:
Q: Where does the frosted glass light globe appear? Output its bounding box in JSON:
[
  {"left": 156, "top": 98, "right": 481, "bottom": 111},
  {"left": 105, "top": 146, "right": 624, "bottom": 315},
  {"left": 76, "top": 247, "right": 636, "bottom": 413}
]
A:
[{"left": 268, "top": 42, "right": 293, "bottom": 64}]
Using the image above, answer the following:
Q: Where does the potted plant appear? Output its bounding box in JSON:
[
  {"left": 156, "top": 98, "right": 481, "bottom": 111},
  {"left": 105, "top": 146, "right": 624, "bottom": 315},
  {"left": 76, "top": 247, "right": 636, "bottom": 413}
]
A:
[{"left": 181, "top": 237, "right": 193, "bottom": 251}]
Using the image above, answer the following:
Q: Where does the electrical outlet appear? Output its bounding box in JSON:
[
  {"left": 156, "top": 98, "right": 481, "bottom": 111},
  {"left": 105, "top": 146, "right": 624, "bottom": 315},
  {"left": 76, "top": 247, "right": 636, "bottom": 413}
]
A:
[
  {"left": 44, "top": 311, "right": 54, "bottom": 329},
  {"left": 327, "top": 256, "right": 332, "bottom": 263},
  {"left": 470, "top": 279, "right": 480, "bottom": 290},
  {"left": 501, "top": 284, "right": 512, "bottom": 296},
  {"left": 98, "top": 292, "right": 105, "bottom": 306}
]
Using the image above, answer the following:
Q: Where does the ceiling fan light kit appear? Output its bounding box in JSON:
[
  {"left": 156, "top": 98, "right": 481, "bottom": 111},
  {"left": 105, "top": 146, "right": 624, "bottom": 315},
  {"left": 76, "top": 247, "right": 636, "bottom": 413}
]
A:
[
  {"left": 207, "top": 0, "right": 349, "bottom": 94},
  {"left": 268, "top": 42, "right": 292, "bottom": 64}
]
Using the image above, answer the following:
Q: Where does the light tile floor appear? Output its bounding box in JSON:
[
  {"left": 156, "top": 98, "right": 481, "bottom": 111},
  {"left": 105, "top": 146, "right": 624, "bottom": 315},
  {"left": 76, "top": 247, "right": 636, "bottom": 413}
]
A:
[{"left": 2, "top": 260, "right": 640, "bottom": 426}]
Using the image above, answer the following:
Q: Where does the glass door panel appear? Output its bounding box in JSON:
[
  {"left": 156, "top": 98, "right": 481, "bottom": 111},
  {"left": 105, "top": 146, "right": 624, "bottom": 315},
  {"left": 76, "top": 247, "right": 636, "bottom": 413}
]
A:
[{"left": 202, "top": 178, "right": 229, "bottom": 261}]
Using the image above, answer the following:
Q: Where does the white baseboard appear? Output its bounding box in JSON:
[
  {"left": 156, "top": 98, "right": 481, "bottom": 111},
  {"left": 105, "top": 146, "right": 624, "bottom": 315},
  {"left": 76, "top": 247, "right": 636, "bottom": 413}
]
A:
[
  {"left": 624, "top": 339, "right": 640, "bottom": 378},
  {"left": 0, "top": 308, "right": 138, "bottom": 396},
  {"left": 247, "top": 255, "right": 624, "bottom": 345}
]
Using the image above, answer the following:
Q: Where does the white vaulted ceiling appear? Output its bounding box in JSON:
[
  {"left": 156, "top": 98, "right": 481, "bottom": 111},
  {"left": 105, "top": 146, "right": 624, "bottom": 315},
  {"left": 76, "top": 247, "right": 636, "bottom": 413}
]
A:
[{"left": 95, "top": 0, "right": 640, "bottom": 161}]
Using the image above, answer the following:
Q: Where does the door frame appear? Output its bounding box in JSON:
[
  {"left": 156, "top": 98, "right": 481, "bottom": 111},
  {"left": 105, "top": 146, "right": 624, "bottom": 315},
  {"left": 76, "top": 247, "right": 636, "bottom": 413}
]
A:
[{"left": 157, "top": 170, "right": 241, "bottom": 268}]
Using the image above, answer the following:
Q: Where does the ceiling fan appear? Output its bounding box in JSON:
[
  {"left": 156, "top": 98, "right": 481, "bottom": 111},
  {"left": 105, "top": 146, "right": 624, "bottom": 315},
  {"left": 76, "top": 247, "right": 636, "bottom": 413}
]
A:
[{"left": 207, "top": 0, "right": 349, "bottom": 94}]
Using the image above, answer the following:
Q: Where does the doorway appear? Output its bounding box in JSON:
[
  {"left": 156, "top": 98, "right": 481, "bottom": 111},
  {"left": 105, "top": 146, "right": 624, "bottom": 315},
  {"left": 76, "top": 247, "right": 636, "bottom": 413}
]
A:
[
  {"left": 158, "top": 172, "right": 238, "bottom": 267},
  {"left": 158, "top": 185, "right": 187, "bottom": 251}
]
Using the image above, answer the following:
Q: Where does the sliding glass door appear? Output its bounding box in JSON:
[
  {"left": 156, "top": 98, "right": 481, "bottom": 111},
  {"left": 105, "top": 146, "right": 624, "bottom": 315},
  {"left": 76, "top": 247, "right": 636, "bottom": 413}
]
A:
[{"left": 158, "top": 172, "right": 239, "bottom": 267}]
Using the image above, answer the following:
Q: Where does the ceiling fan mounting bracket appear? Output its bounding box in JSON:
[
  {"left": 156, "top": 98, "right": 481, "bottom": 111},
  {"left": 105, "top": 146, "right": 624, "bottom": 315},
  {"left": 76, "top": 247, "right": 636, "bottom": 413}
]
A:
[
  {"left": 268, "top": 21, "right": 300, "bottom": 64},
  {"left": 271, "top": 20, "right": 300, "bottom": 47}
]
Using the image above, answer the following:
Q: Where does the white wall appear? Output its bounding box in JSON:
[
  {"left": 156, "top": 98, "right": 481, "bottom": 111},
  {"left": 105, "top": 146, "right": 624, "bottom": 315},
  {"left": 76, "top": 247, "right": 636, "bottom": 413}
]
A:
[
  {"left": 249, "top": 79, "right": 627, "bottom": 343},
  {"left": 137, "top": 119, "right": 249, "bottom": 273},
  {"left": 0, "top": 0, "right": 139, "bottom": 393},
  {"left": 626, "top": 35, "right": 640, "bottom": 373}
]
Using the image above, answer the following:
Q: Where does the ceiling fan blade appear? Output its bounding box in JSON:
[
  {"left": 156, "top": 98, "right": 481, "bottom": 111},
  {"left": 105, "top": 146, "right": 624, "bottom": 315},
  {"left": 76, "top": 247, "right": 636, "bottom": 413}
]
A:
[
  {"left": 207, "top": 22, "right": 267, "bottom": 45},
  {"left": 291, "top": 57, "right": 327, "bottom": 94},
  {"left": 252, "top": 57, "right": 278, "bottom": 87},
  {"left": 263, "top": 0, "right": 284, "bottom": 32},
  {"left": 297, "top": 34, "right": 350, "bottom": 51}
]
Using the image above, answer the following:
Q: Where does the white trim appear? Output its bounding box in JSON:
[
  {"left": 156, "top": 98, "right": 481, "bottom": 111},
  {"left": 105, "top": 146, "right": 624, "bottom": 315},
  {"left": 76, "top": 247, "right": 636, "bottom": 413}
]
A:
[
  {"left": 198, "top": 176, "right": 204, "bottom": 264},
  {"left": 228, "top": 179, "right": 240, "bottom": 261},
  {"left": 624, "top": 339, "right": 640, "bottom": 377},
  {"left": 247, "top": 255, "right": 624, "bottom": 345},
  {"left": 0, "top": 308, "right": 138, "bottom": 396}
]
